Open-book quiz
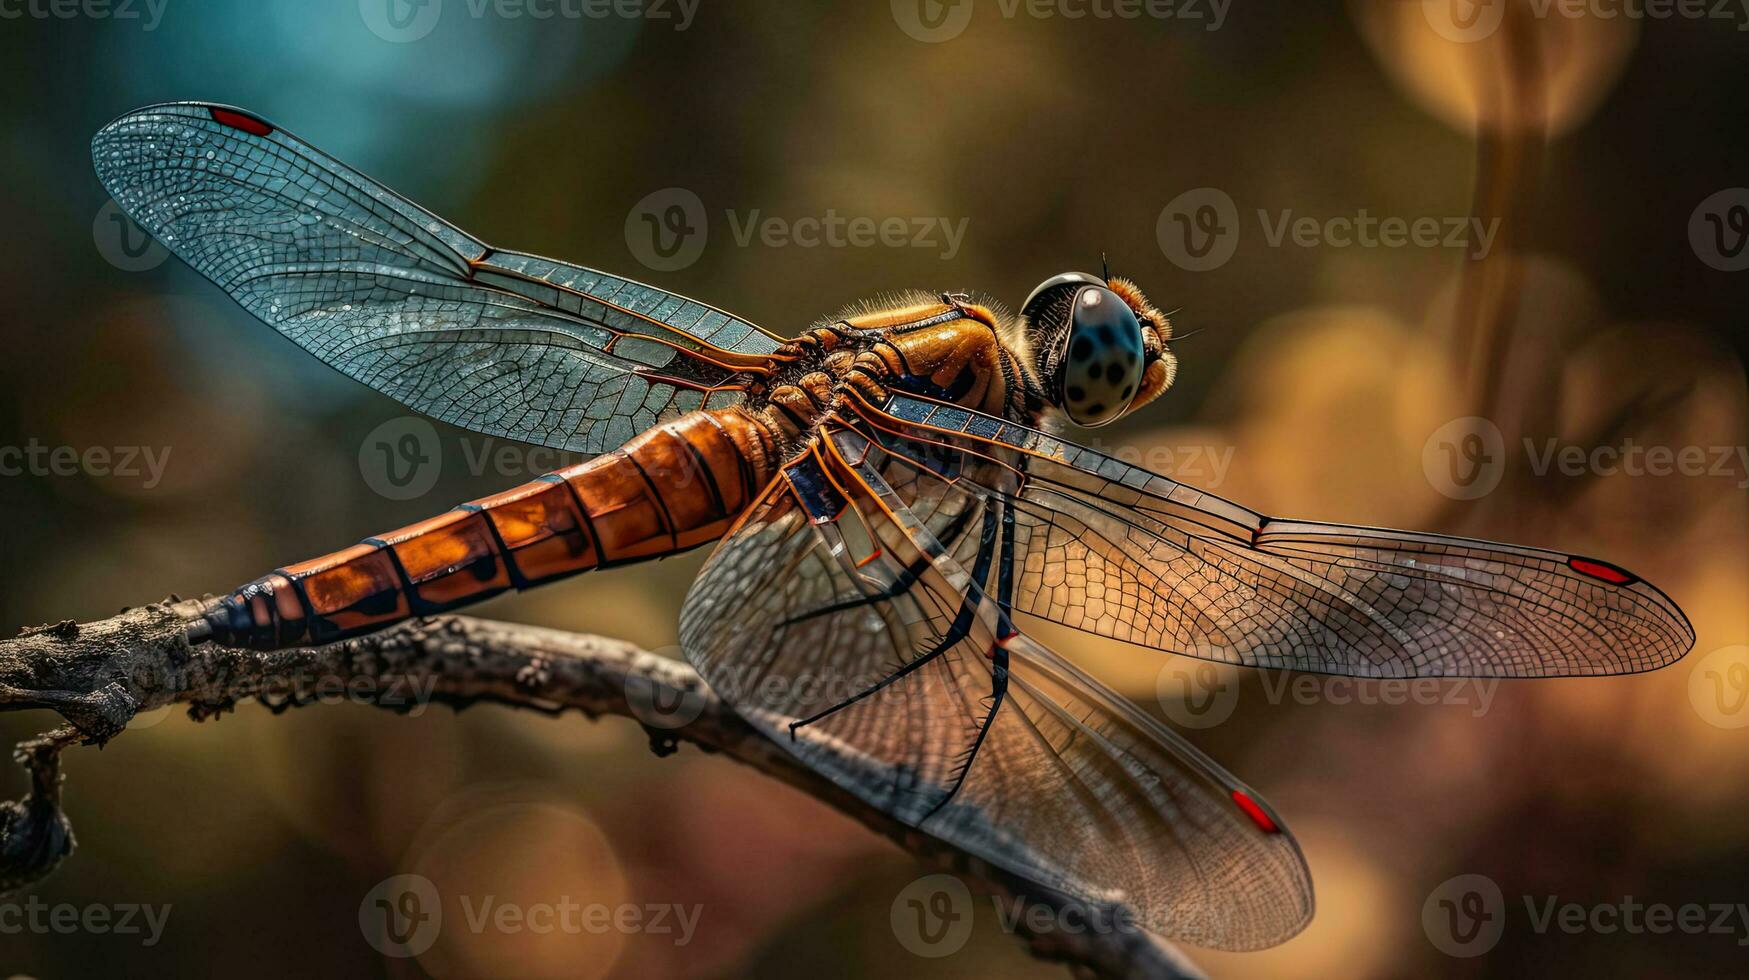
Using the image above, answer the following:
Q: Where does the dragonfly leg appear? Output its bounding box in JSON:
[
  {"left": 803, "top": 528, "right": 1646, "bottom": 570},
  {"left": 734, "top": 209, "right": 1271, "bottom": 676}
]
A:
[
  {"left": 922, "top": 505, "right": 1018, "bottom": 821},
  {"left": 776, "top": 504, "right": 980, "bottom": 628},
  {"left": 787, "top": 506, "right": 1000, "bottom": 738},
  {"left": 922, "top": 649, "right": 1009, "bottom": 822},
  {"left": 785, "top": 600, "right": 974, "bottom": 738}
]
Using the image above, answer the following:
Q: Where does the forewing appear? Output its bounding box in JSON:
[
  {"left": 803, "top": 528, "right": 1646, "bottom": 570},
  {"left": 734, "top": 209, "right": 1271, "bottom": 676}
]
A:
[
  {"left": 852, "top": 392, "right": 1695, "bottom": 678},
  {"left": 679, "top": 431, "right": 1313, "bottom": 950},
  {"left": 91, "top": 102, "right": 780, "bottom": 453}
]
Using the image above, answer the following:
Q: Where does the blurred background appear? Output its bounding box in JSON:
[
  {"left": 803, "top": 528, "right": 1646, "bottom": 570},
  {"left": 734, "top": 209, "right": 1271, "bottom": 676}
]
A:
[{"left": 1, "top": 0, "right": 1746, "bottom": 976}]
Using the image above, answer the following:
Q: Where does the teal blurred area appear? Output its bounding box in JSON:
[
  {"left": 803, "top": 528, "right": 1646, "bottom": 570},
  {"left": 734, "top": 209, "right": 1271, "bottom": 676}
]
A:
[{"left": 1, "top": 2, "right": 1747, "bottom": 977}]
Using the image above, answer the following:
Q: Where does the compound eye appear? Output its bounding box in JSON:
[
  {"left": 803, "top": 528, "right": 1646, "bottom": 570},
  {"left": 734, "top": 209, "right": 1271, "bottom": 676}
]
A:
[{"left": 1059, "top": 286, "right": 1145, "bottom": 427}]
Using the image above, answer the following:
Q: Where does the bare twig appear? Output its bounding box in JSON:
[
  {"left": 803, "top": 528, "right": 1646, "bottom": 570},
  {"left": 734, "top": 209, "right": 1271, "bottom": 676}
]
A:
[{"left": 0, "top": 600, "right": 1202, "bottom": 979}]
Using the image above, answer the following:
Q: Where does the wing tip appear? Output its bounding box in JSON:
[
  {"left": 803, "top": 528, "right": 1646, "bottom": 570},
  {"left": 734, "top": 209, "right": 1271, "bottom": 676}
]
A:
[
  {"left": 1564, "top": 554, "right": 1698, "bottom": 660},
  {"left": 92, "top": 101, "right": 278, "bottom": 181},
  {"left": 93, "top": 101, "right": 276, "bottom": 141}
]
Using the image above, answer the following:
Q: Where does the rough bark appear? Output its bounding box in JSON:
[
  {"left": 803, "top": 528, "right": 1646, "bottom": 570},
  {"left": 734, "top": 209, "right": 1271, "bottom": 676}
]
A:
[{"left": 0, "top": 600, "right": 1203, "bottom": 979}]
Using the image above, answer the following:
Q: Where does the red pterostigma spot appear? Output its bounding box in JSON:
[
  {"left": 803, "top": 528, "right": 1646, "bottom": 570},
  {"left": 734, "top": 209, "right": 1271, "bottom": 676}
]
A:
[
  {"left": 207, "top": 107, "right": 273, "bottom": 137},
  {"left": 1567, "top": 556, "right": 1634, "bottom": 586},
  {"left": 1231, "top": 790, "right": 1281, "bottom": 834}
]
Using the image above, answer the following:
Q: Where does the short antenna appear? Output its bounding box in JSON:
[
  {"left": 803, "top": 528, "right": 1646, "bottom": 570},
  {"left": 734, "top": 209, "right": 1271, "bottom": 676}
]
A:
[{"left": 1101, "top": 251, "right": 1110, "bottom": 281}]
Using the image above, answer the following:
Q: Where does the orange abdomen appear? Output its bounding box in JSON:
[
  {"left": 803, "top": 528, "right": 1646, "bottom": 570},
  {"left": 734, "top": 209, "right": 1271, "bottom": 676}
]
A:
[{"left": 194, "top": 409, "right": 774, "bottom": 649}]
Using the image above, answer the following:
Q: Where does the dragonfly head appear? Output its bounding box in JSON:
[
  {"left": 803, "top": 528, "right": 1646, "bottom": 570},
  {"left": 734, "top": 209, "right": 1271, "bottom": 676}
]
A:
[{"left": 1019, "top": 272, "right": 1176, "bottom": 427}]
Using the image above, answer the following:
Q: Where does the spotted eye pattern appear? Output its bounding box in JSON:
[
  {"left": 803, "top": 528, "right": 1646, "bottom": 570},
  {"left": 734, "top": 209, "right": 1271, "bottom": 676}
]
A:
[{"left": 1059, "top": 286, "right": 1145, "bottom": 426}]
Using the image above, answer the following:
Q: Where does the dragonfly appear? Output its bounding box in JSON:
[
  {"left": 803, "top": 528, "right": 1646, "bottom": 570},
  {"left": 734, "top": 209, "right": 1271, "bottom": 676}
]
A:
[{"left": 93, "top": 102, "right": 1694, "bottom": 952}]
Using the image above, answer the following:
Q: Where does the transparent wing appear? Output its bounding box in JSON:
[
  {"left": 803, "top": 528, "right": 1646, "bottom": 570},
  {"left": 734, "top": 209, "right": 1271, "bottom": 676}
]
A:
[
  {"left": 846, "top": 391, "right": 1695, "bottom": 678},
  {"left": 679, "top": 431, "right": 1313, "bottom": 950},
  {"left": 92, "top": 102, "right": 781, "bottom": 453}
]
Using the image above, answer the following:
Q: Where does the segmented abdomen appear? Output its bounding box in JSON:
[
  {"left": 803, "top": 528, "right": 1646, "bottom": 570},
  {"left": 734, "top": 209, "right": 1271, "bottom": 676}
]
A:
[{"left": 194, "top": 409, "right": 773, "bottom": 649}]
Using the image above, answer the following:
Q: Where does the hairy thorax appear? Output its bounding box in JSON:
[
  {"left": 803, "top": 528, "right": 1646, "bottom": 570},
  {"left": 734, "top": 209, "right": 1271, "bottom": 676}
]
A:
[{"left": 742, "top": 295, "right": 1042, "bottom": 457}]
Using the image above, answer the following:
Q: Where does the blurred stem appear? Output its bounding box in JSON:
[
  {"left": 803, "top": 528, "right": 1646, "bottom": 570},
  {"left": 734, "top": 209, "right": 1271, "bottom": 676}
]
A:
[
  {"left": 1439, "top": 2, "right": 1551, "bottom": 538},
  {"left": 0, "top": 601, "right": 1203, "bottom": 980},
  {"left": 1457, "top": 2, "right": 1546, "bottom": 413}
]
